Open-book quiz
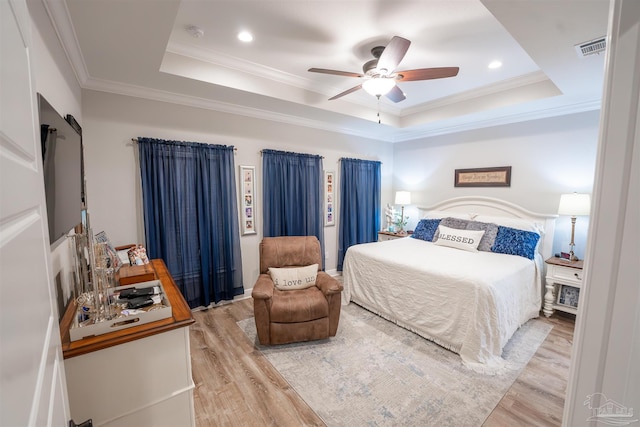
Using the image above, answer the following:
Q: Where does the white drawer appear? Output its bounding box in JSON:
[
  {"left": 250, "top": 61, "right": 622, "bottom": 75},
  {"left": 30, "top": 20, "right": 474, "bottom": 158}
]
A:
[{"left": 550, "top": 264, "right": 583, "bottom": 282}]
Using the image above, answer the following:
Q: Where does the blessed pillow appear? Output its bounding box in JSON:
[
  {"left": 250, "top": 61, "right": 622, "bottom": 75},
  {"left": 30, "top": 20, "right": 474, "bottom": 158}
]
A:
[
  {"left": 434, "top": 225, "right": 485, "bottom": 252},
  {"left": 411, "top": 219, "right": 441, "bottom": 242},
  {"left": 269, "top": 264, "right": 318, "bottom": 291},
  {"left": 433, "top": 217, "right": 470, "bottom": 240},
  {"left": 491, "top": 226, "right": 540, "bottom": 260}
]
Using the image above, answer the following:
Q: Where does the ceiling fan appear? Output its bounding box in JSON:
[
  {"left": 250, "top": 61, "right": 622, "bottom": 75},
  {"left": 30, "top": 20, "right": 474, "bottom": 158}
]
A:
[{"left": 309, "top": 36, "right": 459, "bottom": 103}]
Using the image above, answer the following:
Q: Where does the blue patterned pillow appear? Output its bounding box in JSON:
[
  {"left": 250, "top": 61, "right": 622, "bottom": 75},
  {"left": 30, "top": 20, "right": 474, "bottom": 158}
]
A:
[
  {"left": 491, "top": 226, "right": 540, "bottom": 260},
  {"left": 412, "top": 219, "right": 441, "bottom": 242}
]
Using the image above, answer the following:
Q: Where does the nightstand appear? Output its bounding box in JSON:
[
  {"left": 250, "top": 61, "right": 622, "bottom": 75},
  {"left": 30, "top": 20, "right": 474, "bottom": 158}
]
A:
[
  {"left": 377, "top": 231, "right": 410, "bottom": 242},
  {"left": 544, "top": 257, "right": 584, "bottom": 317}
]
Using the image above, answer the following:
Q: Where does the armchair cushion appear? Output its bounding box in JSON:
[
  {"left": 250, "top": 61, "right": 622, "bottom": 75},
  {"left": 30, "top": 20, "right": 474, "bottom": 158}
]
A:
[
  {"left": 270, "top": 287, "right": 329, "bottom": 323},
  {"left": 269, "top": 264, "right": 318, "bottom": 290}
]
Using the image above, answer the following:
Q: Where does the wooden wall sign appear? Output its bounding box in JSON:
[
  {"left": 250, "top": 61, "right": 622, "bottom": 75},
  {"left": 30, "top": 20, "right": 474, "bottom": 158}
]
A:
[{"left": 454, "top": 166, "right": 512, "bottom": 187}]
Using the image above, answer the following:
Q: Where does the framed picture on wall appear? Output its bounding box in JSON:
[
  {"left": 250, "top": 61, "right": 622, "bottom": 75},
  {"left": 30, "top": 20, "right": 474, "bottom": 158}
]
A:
[
  {"left": 324, "top": 171, "right": 335, "bottom": 226},
  {"left": 240, "top": 165, "right": 256, "bottom": 235},
  {"left": 454, "top": 166, "right": 512, "bottom": 187}
]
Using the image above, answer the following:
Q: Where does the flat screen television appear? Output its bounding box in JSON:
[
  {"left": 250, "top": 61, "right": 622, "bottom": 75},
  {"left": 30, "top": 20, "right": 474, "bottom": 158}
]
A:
[{"left": 38, "top": 94, "right": 84, "bottom": 245}]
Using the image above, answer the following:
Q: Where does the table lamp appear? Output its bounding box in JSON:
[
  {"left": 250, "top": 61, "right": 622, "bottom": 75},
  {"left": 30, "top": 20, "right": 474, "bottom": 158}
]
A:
[
  {"left": 394, "top": 191, "right": 411, "bottom": 233},
  {"left": 557, "top": 192, "right": 591, "bottom": 261}
]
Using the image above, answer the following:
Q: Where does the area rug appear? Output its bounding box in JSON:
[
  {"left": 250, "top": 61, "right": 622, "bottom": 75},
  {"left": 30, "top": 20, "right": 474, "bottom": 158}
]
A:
[{"left": 238, "top": 303, "right": 552, "bottom": 426}]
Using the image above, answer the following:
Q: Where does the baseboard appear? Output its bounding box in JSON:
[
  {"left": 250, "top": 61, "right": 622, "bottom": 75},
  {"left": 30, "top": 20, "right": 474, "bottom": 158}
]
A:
[{"left": 191, "top": 289, "right": 251, "bottom": 312}]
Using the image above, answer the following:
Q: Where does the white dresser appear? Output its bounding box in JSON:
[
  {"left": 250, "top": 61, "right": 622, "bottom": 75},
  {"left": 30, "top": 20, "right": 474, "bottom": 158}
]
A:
[{"left": 61, "top": 260, "right": 195, "bottom": 427}]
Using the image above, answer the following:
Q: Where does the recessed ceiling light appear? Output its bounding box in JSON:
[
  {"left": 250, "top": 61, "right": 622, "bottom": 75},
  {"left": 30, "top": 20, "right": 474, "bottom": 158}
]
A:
[
  {"left": 238, "top": 31, "right": 253, "bottom": 42},
  {"left": 488, "top": 60, "right": 502, "bottom": 69}
]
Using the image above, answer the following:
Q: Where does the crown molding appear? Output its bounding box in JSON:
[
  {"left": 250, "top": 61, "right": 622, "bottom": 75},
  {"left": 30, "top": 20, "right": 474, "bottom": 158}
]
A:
[
  {"left": 42, "top": 0, "right": 89, "bottom": 86},
  {"left": 83, "top": 77, "right": 398, "bottom": 142},
  {"left": 399, "top": 71, "right": 551, "bottom": 118},
  {"left": 164, "top": 43, "right": 403, "bottom": 117},
  {"left": 391, "top": 98, "right": 601, "bottom": 142},
  {"left": 85, "top": 75, "right": 600, "bottom": 144},
  {"left": 166, "top": 41, "right": 310, "bottom": 90}
]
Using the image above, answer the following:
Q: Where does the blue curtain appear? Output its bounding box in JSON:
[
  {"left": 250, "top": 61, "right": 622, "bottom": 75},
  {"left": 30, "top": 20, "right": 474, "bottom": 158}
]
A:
[
  {"left": 337, "top": 158, "right": 381, "bottom": 271},
  {"left": 262, "top": 149, "right": 324, "bottom": 266},
  {"left": 138, "top": 137, "right": 243, "bottom": 308}
]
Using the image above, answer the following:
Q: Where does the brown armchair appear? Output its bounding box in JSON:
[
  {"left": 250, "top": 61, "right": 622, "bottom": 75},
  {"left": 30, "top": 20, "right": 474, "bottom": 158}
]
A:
[{"left": 251, "top": 236, "right": 343, "bottom": 345}]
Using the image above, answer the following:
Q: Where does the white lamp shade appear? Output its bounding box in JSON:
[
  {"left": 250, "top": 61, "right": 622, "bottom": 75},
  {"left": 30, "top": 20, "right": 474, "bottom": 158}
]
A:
[
  {"left": 395, "top": 191, "right": 411, "bottom": 205},
  {"left": 362, "top": 78, "right": 396, "bottom": 96},
  {"left": 558, "top": 193, "right": 591, "bottom": 216}
]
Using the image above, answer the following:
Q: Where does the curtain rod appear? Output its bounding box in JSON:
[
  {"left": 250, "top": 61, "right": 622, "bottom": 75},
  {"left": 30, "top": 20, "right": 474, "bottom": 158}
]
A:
[
  {"left": 340, "top": 157, "right": 382, "bottom": 164},
  {"left": 131, "top": 138, "right": 237, "bottom": 151},
  {"left": 260, "top": 149, "right": 324, "bottom": 159}
]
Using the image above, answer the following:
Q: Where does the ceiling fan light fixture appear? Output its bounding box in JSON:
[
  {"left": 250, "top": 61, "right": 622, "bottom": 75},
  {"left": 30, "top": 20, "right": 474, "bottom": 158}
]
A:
[{"left": 362, "top": 78, "right": 396, "bottom": 96}]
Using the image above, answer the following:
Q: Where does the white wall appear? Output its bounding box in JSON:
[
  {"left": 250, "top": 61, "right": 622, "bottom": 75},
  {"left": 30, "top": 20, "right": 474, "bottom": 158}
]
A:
[
  {"left": 392, "top": 111, "right": 599, "bottom": 259},
  {"left": 28, "top": 0, "right": 82, "bottom": 310},
  {"left": 81, "top": 89, "right": 394, "bottom": 292},
  {"left": 565, "top": 0, "right": 640, "bottom": 422}
]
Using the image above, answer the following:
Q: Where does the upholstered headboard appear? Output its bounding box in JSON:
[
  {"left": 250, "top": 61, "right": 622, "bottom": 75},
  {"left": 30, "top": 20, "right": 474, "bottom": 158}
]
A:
[{"left": 417, "top": 196, "right": 557, "bottom": 260}]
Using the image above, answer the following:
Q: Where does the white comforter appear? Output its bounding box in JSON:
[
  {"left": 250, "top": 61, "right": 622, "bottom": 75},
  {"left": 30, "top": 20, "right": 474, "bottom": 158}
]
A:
[{"left": 342, "top": 237, "right": 542, "bottom": 373}]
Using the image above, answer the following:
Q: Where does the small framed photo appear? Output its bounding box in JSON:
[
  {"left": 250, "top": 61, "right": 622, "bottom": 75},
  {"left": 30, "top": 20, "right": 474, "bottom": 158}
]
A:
[
  {"left": 239, "top": 165, "right": 257, "bottom": 235},
  {"left": 557, "top": 284, "right": 580, "bottom": 308},
  {"left": 324, "top": 171, "right": 335, "bottom": 226}
]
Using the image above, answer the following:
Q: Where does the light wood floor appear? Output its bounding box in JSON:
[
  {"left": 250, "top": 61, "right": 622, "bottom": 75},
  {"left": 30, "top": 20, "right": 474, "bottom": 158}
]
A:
[{"left": 190, "top": 298, "right": 575, "bottom": 427}]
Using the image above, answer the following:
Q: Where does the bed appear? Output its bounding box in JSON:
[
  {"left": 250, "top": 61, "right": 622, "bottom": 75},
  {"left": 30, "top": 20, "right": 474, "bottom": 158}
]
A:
[{"left": 342, "top": 197, "right": 557, "bottom": 374}]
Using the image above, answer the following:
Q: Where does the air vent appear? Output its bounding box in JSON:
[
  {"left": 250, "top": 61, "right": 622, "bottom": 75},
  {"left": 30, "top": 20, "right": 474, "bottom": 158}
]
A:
[{"left": 575, "top": 36, "right": 606, "bottom": 58}]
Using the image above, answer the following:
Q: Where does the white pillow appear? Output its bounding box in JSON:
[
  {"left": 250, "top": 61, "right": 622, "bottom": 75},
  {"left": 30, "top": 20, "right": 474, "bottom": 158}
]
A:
[
  {"left": 434, "top": 225, "right": 485, "bottom": 252},
  {"left": 269, "top": 264, "right": 318, "bottom": 291}
]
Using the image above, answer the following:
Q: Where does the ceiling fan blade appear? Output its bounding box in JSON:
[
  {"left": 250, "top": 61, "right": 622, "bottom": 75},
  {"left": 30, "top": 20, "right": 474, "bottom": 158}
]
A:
[
  {"left": 376, "top": 36, "right": 411, "bottom": 74},
  {"left": 328, "top": 84, "right": 363, "bottom": 100},
  {"left": 396, "top": 67, "right": 460, "bottom": 82},
  {"left": 308, "top": 68, "right": 364, "bottom": 78},
  {"left": 385, "top": 85, "right": 406, "bottom": 103}
]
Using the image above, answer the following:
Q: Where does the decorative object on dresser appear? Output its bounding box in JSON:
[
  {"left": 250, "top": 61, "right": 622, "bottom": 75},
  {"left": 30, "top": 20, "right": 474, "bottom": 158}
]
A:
[
  {"left": 384, "top": 203, "right": 396, "bottom": 232},
  {"left": 544, "top": 257, "right": 584, "bottom": 317},
  {"left": 394, "top": 190, "right": 411, "bottom": 233},
  {"left": 252, "top": 236, "right": 343, "bottom": 345},
  {"left": 557, "top": 192, "right": 591, "bottom": 261}
]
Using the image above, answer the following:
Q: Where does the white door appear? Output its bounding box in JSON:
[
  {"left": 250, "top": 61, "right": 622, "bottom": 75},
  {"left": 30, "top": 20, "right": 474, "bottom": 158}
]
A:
[{"left": 0, "top": 0, "right": 70, "bottom": 425}]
